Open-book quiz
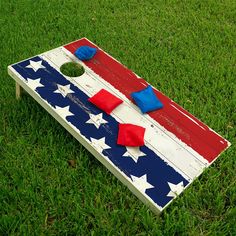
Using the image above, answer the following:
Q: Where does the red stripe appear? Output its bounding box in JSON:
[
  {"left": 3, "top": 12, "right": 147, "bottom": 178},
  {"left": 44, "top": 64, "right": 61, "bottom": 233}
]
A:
[{"left": 64, "top": 38, "right": 229, "bottom": 162}]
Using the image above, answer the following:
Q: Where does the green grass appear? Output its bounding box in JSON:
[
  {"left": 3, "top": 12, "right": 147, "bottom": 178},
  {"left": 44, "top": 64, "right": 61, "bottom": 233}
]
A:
[
  {"left": 60, "top": 62, "right": 85, "bottom": 77},
  {"left": 0, "top": 0, "right": 235, "bottom": 235}
]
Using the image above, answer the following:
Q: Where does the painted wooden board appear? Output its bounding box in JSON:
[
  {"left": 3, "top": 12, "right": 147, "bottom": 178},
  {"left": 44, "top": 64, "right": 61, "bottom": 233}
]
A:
[{"left": 8, "top": 37, "right": 230, "bottom": 215}]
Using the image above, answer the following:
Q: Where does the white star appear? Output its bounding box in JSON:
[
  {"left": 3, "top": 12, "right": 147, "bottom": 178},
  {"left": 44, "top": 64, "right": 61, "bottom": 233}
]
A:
[
  {"left": 123, "top": 147, "right": 146, "bottom": 163},
  {"left": 26, "top": 60, "right": 45, "bottom": 72},
  {"left": 86, "top": 113, "right": 108, "bottom": 129},
  {"left": 90, "top": 137, "right": 111, "bottom": 153},
  {"left": 130, "top": 174, "right": 154, "bottom": 193},
  {"left": 26, "top": 78, "right": 44, "bottom": 91},
  {"left": 54, "top": 105, "right": 74, "bottom": 120},
  {"left": 54, "top": 84, "right": 75, "bottom": 98},
  {"left": 166, "top": 181, "right": 184, "bottom": 198}
]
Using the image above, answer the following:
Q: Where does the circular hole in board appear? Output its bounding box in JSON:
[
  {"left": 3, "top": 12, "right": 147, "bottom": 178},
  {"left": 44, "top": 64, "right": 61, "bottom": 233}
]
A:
[{"left": 60, "top": 62, "right": 85, "bottom": 77}]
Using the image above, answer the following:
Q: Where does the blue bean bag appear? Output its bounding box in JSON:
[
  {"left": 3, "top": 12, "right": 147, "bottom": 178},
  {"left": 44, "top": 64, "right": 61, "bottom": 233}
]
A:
[
  {"left": 131, "top": 85, "right": 163, "bottom": 113},
  {"left": 74, "top": 46, "right": 97, "bottom": 61}
]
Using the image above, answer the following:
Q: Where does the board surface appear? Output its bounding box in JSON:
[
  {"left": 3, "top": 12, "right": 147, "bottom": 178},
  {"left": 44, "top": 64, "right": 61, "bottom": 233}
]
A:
[{"left": 8, "top": 37, "right": 230, "bottom": 214}]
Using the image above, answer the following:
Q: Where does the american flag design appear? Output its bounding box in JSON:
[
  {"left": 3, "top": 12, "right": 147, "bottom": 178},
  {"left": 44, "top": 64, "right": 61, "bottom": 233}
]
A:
[{"left": 8, "top": 38, "right": 230, "bottom": 214}]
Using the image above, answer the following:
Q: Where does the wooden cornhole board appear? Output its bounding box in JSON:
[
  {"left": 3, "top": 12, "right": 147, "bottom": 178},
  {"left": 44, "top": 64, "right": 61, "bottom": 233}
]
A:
[{"left": 8, "top": 38, "right": 230, "bottom": 215}]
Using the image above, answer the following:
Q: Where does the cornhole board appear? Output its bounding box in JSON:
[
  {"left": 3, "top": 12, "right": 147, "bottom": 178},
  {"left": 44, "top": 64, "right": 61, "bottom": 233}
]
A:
[{"left": 8, "top": 37, "right": 230, "bottom": 215}]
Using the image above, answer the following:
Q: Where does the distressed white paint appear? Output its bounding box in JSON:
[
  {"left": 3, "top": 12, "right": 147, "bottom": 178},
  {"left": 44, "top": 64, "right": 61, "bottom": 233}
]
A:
[
  {"left": 166, "top": 181, "right": 185, "bottom": 198},
  {"left": 26, "top": 60, "right": 45, "bottom": 72},
  {"left": 130, "top": 174, "right": 154, "bottom": 193},
  {"left": 54, "top": 105, "right": 74, "bottom": 120},
  {"left": 26, "top": 78, "right": 44, "bottom": 91},
  {"left": 54, "top": 84, "right": 75, "bottom": 98},
  {"left": 123, "top": 146, "right": 146, "bottom": 163},
  {"left": 86, "top": 113, "right": 108, "bottom": 129},
  {"left": 90, "top": 137, "right": 111, "bottom": 153}
]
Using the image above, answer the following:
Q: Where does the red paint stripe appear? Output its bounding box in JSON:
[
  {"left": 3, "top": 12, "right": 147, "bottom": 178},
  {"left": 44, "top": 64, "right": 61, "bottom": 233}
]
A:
[{"left": 64, "top": 38, "right": 229, "bottom": 162}]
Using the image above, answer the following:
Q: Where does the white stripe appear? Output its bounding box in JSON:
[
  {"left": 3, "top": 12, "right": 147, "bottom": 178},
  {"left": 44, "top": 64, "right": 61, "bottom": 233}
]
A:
[{"left": 40, "top": 47, "right": 209, "bottom": 181}]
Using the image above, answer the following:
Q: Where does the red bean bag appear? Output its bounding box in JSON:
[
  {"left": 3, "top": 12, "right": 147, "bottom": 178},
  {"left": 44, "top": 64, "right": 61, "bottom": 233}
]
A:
[
  {"left": 88, "top": 89, "right": 123, "bottom": 114},
  {"left": 117, "top": 123, "right": 145, "bottom": 147}
]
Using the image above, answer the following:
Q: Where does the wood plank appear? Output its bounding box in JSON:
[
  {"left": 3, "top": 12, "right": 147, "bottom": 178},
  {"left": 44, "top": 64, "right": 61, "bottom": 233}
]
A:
[{"left": 16, "top": 82, "right": 22, "bottom": 99}]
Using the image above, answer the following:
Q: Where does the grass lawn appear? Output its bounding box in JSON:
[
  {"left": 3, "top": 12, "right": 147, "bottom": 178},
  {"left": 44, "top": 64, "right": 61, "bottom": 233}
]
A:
[{"left": 0, "top": 0, "right": 235, "bottom": 235}]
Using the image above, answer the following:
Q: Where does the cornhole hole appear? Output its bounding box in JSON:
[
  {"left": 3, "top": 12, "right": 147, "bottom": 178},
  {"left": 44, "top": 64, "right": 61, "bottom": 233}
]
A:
[{"left": 8, "top": 38, "right": 230, "bottom": 215}]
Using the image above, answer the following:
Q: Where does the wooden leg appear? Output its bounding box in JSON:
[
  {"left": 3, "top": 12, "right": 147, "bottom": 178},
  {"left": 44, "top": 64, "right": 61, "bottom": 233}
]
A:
[{"left": 16, "top": 82, "right": 22, "bottom": 99}]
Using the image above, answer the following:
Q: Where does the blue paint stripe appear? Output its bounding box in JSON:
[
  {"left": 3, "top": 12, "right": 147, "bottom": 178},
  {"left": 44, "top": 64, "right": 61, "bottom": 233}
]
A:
[{"left": 12, "top": 57, "right": 189, "bottom": 208}]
